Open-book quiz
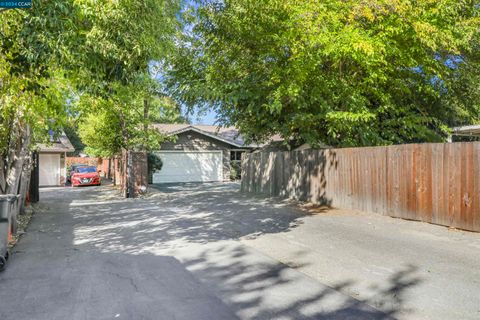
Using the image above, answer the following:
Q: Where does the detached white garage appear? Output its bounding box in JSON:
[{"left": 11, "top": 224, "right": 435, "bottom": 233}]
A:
[
  {"left": 39, "top": 154, "right": 62, "bottom": 186},
  {"left": 152, "top": 151, "right": 223, "bottom": 183},
  {"left": 37, "top": 132, "right": 75, "bottom": 187}
]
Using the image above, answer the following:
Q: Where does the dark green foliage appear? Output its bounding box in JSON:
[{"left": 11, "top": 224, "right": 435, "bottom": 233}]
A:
[
  {"left": 147, "top": 152, "right": 163, "bottom": 183},
  {"left": 148, "top": 153, "right": 163, "bottom": 172},
  {"left": 64, "top": 124, "right": 85, "bottom": 156},
  {"left": 167, "top": 0, "right": 480, "bottom": 147}
]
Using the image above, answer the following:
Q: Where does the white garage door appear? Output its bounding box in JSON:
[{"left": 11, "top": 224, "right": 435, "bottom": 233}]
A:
[
  {"left": 39, "top": 153, "right": 60, "bottom": 186},
  {"left": 152, "top": 151, "right": 223, "bottom": 183}
]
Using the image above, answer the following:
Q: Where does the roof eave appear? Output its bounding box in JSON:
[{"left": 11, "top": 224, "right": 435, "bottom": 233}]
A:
[
  {"left": 164, "top": 126, "right": 249, "bottom": 148},
  {"left": 452, "top": 124, "right": 480, "bottom": 136},
  {"left": 38, "top": 148, "right": 75, "bottom": 153}
]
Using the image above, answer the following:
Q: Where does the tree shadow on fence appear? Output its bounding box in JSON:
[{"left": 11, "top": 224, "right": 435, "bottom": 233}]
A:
[{"left": 244, "top": 149, "right": 338, "bottom": 208}]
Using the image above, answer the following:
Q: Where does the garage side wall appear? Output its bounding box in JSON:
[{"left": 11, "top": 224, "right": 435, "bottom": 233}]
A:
[{"left": 160, "top": 131, "right": 242, "bottom": 181}]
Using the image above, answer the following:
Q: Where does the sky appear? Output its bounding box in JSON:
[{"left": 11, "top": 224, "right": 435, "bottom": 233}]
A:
[
  {"left": 195, "top": 109, "right": 218, "bottom": 125},
  {"left": 151, "top": 1, "right": 219, "bottom": 126},
  {"left": 185, "top": 107, "right": 218, "bottom": 125},
  {"left": 192, "top": 110, "right": 217, "bottom": 125}
]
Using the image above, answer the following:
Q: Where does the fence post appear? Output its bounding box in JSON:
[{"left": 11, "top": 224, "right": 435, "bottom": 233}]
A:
[{"left": 29, "top": 152, "right": 39, "bottom": 203}]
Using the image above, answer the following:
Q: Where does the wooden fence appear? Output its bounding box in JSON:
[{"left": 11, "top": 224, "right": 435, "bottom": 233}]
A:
[
  {"left": 66, "top": 156, "right": 100, "bottom": 168},
  {"left": 241, "top": 142, "right": 480, "bottom": 232}
]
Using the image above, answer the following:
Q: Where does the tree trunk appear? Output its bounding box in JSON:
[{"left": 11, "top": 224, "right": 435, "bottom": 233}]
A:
[
  {"left": 113, "top": 157, "right": 117, "bottom": 186},
  {"left": 143, "top": 99, "right": 149, "bottom": 133},
  {"left": 0, "top": 157, "right": 7, "bottom": 195},
  {"left": 126, "top": 150, "right": 134, "bottom": 198},
  {"left": 122, "top": 150, "right": 129, "bottom": 198},
  {"left": 143, "top": 98, "right": 149, "bottom": 149},
  {"left": 18, "top": 160, "right": 32, "bottom": 215},
  {"left": 7, "top": 125, "right": 31, "bottom": 194},
  {"left": 119, "top": 112, "right": 130, "bottom": 198},
  {"left": 107, "top": 158, "right": 111, "bottom": 180},
  {"left": 28, "top": 152, "right": 40, "bottom": 203},
  {"left": 5, "top": 125, "right": 32, "bottom": 233}
]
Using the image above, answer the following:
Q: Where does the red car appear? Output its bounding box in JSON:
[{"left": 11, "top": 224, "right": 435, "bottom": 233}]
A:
[
  {"left": 71, "top": 166, "right": 101, "bottom": 187},
  {"left": 67, "top": 164, "right": 89, "bottom": 183}
]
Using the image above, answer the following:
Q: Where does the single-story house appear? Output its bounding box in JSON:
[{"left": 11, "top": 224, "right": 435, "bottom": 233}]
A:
[
  {"left": 37, "top": 132, "right": 75, "bottom": 187},
  {"left": 152, "top": 124, "right": 255, "bottom": 183},
  {"left": 450, "top": 125, "right": 480, "bottom": 140}
]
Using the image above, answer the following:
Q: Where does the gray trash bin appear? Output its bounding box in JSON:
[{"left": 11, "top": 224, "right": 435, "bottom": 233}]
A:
[{"left": 0, "top": 194, "right": 18, "bottom": 271}]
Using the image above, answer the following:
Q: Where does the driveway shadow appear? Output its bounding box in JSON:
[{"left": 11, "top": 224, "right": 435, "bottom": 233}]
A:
[
  {"left": 0, "top": 183, "right": 422, "bottom": 320},
  {"left": 182, "top": 243, "right": 420, "bottom": 319},
  {"left": 68, "top": 183, "right": 308, "bottom": 252}
]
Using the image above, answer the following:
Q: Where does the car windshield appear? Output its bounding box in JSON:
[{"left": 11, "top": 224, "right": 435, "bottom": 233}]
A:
[
  {"left": 72, "top": 164, "right": 88, "bottom": 169},
  {"left": 77, "top": 167, "right": 97, "bottom": 173}
]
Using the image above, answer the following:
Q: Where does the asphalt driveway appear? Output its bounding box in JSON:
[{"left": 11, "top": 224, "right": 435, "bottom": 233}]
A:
[{"left": 0, "top": 182, "right": 479, "bottom": 319}]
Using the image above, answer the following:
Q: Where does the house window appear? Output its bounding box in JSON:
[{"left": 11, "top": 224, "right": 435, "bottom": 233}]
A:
[
  {"left": 230, "top": 151, "right": 244, "bottom": 161},
  {"left": 230, "top": 151, "right": 245, "bottom": 180}
]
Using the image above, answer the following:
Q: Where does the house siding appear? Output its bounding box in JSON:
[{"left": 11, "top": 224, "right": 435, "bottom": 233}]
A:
[{"left": 159, "top": 131, "right": 244, "bottom": 181}]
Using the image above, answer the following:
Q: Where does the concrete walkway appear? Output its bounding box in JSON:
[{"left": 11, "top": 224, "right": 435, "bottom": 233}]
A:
[{"left": 0, "top": 183, "right": 479, "bottom": 319}]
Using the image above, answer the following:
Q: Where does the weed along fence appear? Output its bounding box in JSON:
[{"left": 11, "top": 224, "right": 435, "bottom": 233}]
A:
[{"left": 241, "top": 142, "right": 480, "bottom": 232}]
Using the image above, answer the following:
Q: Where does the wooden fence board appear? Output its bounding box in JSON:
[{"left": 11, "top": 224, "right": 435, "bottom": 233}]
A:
[
  {"left": 242, "top": 142, "right": 480, "bottom": 232},
  {"left": 474, "top": 143, "right": 480, "bottom": 231},
  {"left": 430, "top": 144, "right": 443, "bottom": 226}
]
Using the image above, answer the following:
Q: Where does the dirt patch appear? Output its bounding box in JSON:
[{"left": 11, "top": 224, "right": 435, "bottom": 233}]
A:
[
  {"left": 297, "top": 203, "right": 331, "bottom": 215},
  {"left": 8, "top": 205, "right": 35, "bottom": 249},
  {"left": 297, "top": 203, "right": 364, "bottom": 217}
]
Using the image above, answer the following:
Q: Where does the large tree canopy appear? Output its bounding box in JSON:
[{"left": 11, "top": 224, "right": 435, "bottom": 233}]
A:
[
  {"left": 0, "top": 2, "right": 79, "bottom": 194},
  {"left": 0, "top": 0, "right": 181, "bottom": 194},
  {"left": 167, "top": 0, "right": 480, "bottom": 147},
  {"left": 76, "top": 80, "right": 185, "bottom": 157},
  {"left": 70, "top": 0, "right": 182, "bottom": 156}
]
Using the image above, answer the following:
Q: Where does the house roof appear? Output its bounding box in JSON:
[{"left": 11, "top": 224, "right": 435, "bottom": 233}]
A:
[
  {"left": 452, "top": 125, "right": 480, "bottom": 136},
  {"left": 152, "top": 124, "right": 257, "bottom": 148},
  {"left": 37, "top": 131, "right": 75, "bottom": 153}
]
